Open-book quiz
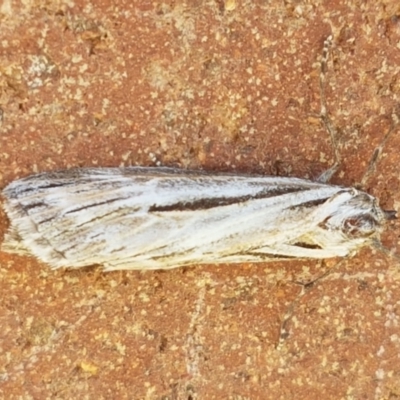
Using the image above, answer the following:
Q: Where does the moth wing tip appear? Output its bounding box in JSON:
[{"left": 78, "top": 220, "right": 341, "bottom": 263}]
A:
[{"left": 1, "top": 228, "right": 31, "bottom": 254}]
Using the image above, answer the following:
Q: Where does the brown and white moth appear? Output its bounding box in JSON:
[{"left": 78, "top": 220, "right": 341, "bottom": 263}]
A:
[{"left": 0, "top": 36, "right": 397, "bottom": 271}]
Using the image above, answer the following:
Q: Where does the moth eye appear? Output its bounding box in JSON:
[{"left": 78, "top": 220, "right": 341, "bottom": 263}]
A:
[{"left": 343, "top": 215, "right": 378, "bottom": 238}]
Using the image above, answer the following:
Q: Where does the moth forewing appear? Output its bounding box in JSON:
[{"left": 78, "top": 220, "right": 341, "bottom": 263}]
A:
[{"left": 1, "top": 167, "right": 391, "bottom": 271}]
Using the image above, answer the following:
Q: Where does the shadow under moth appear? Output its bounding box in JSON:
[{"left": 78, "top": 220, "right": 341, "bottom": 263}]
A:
[{"left": 1, "top": 35, "right": 398, "bottom": 271}]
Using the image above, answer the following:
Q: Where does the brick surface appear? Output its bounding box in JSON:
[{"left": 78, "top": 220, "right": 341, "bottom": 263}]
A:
[{"left": 1, "top": 1, "right": 400, "bottom": 399}]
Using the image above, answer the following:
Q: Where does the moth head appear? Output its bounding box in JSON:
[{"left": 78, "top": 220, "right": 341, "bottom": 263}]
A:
[{"left": 320, "top": 189, "right": 396, "bottom": 239}]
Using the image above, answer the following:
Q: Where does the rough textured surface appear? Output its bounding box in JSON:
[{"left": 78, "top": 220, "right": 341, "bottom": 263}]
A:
[{"left": 1, "top": 1, "right": 400, "bottom": 399}]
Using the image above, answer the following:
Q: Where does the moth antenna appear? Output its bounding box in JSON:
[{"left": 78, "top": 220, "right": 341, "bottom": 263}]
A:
[
  {"left": 317, "top": 36, "right": 399, "bottom": 188},
  {"left": 360, "top": 113, "right": 399, "bottom": 187},
  {"left": 317, "top": 35, "right": 342, "bottom": 183},
  {"left": 276, "top": 258, "right": 346, "bottom": 348},
  {"left": 371, "top": 239, "right": 400, "bottom": 263}
]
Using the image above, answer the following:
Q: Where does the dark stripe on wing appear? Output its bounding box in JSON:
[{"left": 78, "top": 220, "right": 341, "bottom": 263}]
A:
[
  {"left": 21, "top": 201, "right": 47, "bottom": 212},
  {"left": 244, "top": 252, "right": 296, "bottom": 259},
  {"left": 149, "top": 187, "right": 308, "bottom": 212},
  {"left": 7, "top": 181, "right": 78, "bottom": 196},
  {"left": 64, "top": 197, "right": 128, "bottom": 215},
  {"left": 292, "top": 242, "right": 322, "bottom": 250},
  {"left": 287, "top": 197, "right": 330, "bottom": 210}
]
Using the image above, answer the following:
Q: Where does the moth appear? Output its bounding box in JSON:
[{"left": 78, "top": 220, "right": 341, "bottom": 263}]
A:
[{"left": 1, "top": 166, "right": 396, "bottom": 271}]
